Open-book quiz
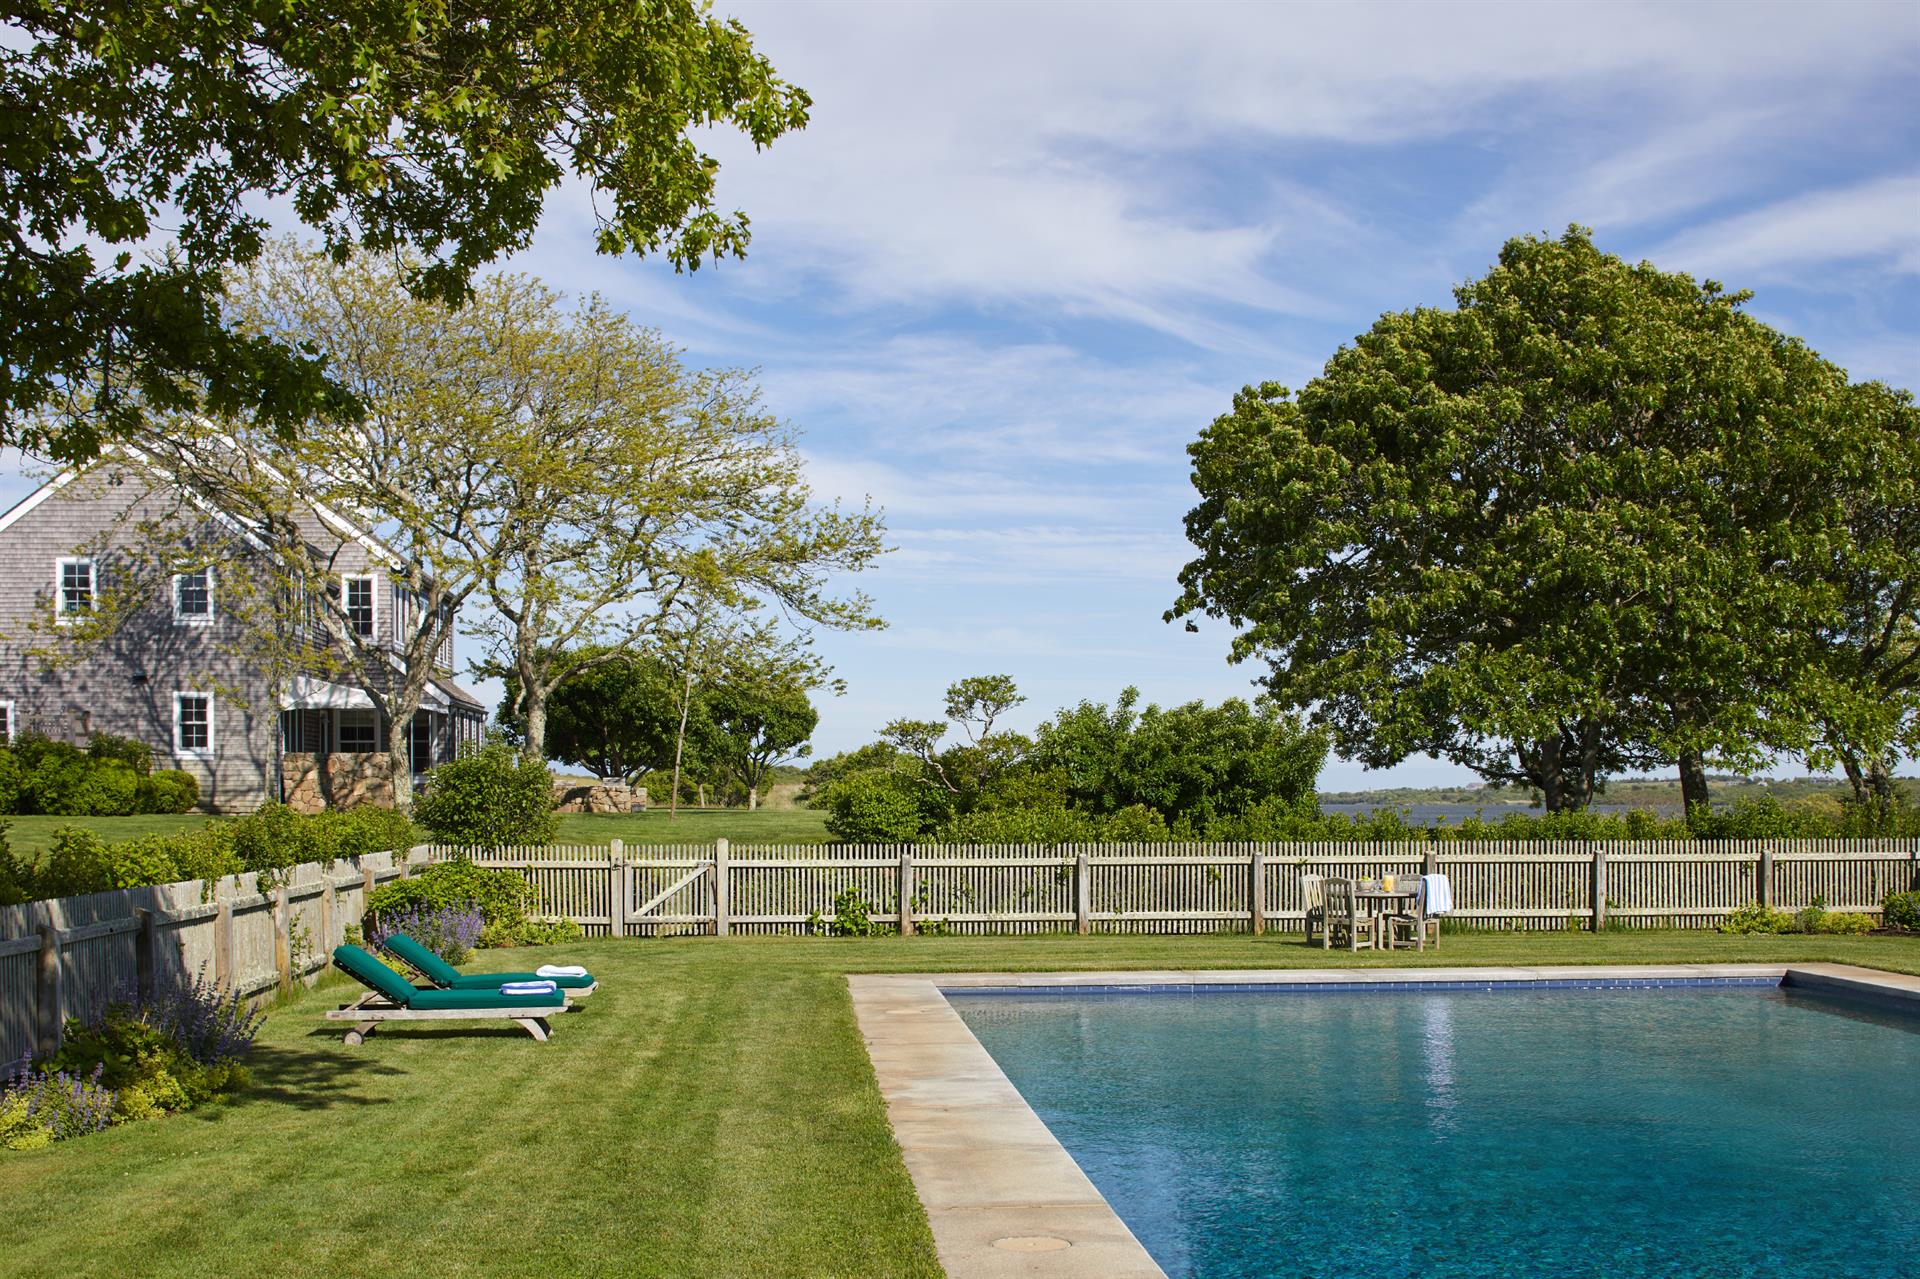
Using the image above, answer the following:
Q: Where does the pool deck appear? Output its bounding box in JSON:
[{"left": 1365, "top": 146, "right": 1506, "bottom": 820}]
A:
[{"left": 850, "top": 962, "right": 1920, "bottom": 1279}]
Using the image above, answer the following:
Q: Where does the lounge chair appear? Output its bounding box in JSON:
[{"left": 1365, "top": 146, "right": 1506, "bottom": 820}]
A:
[
  {"left": 325, "top": 944, "right": 569, "bottom": 1044},
  {"left": 381, "top": 934, "right": 598, "bottom": 997}
]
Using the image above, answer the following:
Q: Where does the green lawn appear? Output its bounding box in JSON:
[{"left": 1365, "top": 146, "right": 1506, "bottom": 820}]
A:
[
  {"left": 3, "top": 813, "right": 214, "bottom": 859},
  {"left": 553, "top": 806, "right": 831, "bottom": 847},
  {"left": 3, "top": 930, "right": 1918, "bottom": 1278}
]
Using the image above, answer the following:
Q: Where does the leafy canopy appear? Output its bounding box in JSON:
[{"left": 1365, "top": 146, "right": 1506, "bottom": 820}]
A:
[
  {"left": 2, "top": 0, "right": 809, "bottom": 458},
  {"left": 1170, "top": 226, "right": 1899, "bottom": 811}
]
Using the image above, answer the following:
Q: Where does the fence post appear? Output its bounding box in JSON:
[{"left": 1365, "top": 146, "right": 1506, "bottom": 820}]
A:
[
  {"left": 899, "top": 851, "right": 915, "bottom": 937},
  {"left": 1758, "top": 845, "right": 1775, "bottom": 908},
  {"left": 1076, "top": 851, "right": 1090, "bottom": 936},
  {"left": 608, "top": 844, "right": 626, "bottom": 940},
  {"left": 1591, "top": 847, "right": 1608, "bottom": 932},
  {"left": 35, "top": 921, "right": 63, "bottom": 1057},
  {"left": 134, "top": 907, "right": 157, "bottom": 1001},
  {"left": 714, "top": 838, "right": 730, "bottom": 937},
  {"left": 318, "top": 877, "right": 334, "bottom": 971},
  {"left": 1249, "top": 848, "right": 1266, "bottom": 935},
  {"left": 274, "top": 885, "right": 293, "bottom": 997},
  {"left": 1423, "top": 845, "right": 1438, "bottom": 877},
  {"left": 214, "top": 896, "right": 234, "bottom": 991},
  {"left": 610, "top": 839, "right": 628, "bottom": 939}
]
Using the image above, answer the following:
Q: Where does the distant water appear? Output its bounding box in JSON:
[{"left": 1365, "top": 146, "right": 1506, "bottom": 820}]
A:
[
  {"left": 1318, "top": 800, "right": 1658, "bottom": 826},
  {"left": 954, "top": 987, "right": 1920, "bottom": 1278}
]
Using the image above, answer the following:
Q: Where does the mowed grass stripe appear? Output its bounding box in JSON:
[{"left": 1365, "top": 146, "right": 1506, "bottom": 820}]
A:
[{"left": 4, "top": 932, "right": 1920, "bottom": 1276}]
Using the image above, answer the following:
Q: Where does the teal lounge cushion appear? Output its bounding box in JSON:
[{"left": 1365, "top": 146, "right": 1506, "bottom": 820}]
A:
[
  {"left": 381, "top": 933, "right": 464, "bottom": 986},
  {"left": 410, "top": 986, "right": 567, "bottom": 1010},
  {"left": 383, "top": 933, "right": 594, "bottom": 990},
  {"left": 333, "top": 944, "right": 418, "bottom": 1005},
  {"left": 447, "top": 971, "right": 595, "bottom": 990}
]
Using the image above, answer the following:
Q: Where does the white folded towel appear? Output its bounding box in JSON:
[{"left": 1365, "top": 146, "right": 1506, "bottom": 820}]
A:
[
  {"left": 500, "top": 980, "right": 559, "bottom": 996},
  {"left": 1422, "top": 873, "right": 1454, "bottom": 915},
  {"left": 536, "top": 965, "right": 588, "bottom": 978}
]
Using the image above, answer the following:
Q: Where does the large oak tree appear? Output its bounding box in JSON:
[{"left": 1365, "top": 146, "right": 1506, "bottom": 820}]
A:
[
  {"left": 2, "top": 0, "right": 809, "bottom": 459},
  {"left": 1170, "top": 227, "right": 1906, "bottom": 812}
]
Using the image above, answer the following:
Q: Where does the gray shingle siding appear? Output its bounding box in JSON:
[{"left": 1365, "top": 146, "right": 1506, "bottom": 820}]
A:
[{"left": 0, "top": 461, "right": 483, "bottom": 813}]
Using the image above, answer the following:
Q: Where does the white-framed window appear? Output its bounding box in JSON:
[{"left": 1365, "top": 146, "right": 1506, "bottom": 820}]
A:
[
  {"left": 343, "top": 574, "right": 376, "bottom": 639},
  {"left": 173, "top": 567, "right": 213, "bottom": 625},
  {"left": 0, "top": 701, "right": 14, "bottom": 743},
  {"left": 338, "top": 709, "right": 378, "bottom": 753},
  {"left": 55, "top": 557, "right": 94, "bottom": 624},
  {"left": 174, "top": 692, "right": 213, "bottom": 756}
]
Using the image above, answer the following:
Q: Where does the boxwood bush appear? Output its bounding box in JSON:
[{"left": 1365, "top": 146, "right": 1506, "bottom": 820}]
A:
[{"left": 412, "top": 743, "right": 557, "bottom": 848}]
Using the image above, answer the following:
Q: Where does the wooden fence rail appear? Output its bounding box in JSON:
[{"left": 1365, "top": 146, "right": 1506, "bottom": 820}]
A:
[
  {"left": 0, "top": 847, "right": 433, "bottom": 1069},
  {"left": 8, "top": 838, "right": 1916, "bottom": 1067},
  {"left": 461, "top": 838, "right": 1920, "bottom": 939}
]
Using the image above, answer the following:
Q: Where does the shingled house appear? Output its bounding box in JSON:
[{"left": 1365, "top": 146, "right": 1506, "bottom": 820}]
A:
[{"left": 0, "top": 458, "right": 486, "bottom": 812}]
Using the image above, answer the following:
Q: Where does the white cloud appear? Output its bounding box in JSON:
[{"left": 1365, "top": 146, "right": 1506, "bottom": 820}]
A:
[{"left": 1647, "top": 174, "right": 1920, "bottom": 281}]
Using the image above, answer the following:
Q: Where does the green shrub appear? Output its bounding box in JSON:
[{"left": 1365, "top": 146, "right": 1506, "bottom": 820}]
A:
[
  {"left": 367, "top": 856, "right": 565, "bottom": 947},
  {"left": 1883, "top": 890, "right": 1920, "bottom": 932},
  {"left": 1718, "top": 901, "right": 1796, "bottom": 935},
  {"left": 23, "top": 749, "right": 94, "bottom": 815},
  {"left": 0, "top": 749, "right": 21, "bottom": 815},
  {"left": 136, "top": 769, "right": 200, "bottom": 814},
  {"left": 225, "top": 802, "right": 418, "bottom": 873},
  {"left": 87, "top": 731, "right": 153, "bottom": 775},
  {"left": 808, "top": 886, "right": 885, "bottom": 937},
  {"left": 1815, "top": 910, "right": 1874, "bottom": 935},
  {"left": 39, "top": 825, "right": 186, "bottom": 896},
  {"left": 823, "top": 769, "right": 933, "bottom": 842},
  {"left": 75, "top": 760, "right": 139, "bottom": 817},
  {"left": 413, "top": 744, "right": 557, "bottom": 848}
]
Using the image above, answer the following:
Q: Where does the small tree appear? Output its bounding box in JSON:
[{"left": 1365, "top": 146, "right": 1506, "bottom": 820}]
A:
[
  {"left": 414, "top": 743, "right": 558, "bottom": 849},
  {"left": 707, "top": 674, "right": 819, "bottom": 810}
]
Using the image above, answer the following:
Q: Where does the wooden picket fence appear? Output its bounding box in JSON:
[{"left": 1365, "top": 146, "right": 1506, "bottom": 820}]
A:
[
  {"left": 7, "top": 837, "right": 1913, "bottom": 1068},
  {"left": 0, "top": 848, "right": 432, "bottom": 1069},
  {"left": 462, "top": 838, "right": 1920, "bottom": 939}
]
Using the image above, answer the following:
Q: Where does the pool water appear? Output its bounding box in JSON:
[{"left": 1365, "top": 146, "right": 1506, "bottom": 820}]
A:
[{"left": 950, "top": 985, "right": 1920, "bottom": 1278}]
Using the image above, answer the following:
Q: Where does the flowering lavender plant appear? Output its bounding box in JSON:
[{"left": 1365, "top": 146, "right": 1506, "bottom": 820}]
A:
[
  {"left": 371, "top": 901, "right": 485, "bottom": 965},
  {"left": 126, "top": 970, "right": 266, "bottom": 1066},
  {"left": 2, "top": 1055, "right": 117, "bottom": 1146}
]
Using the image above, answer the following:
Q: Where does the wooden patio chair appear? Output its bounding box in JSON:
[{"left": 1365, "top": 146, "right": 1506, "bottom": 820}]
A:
[
  {"left": 1301, "top": 873, "right": 1328, "bottom": 946},
  {"left": 1383, "top": 874, "right": 1446, "bottom": 950},
  {"left": 1324, "top": 877, "right": 1378, "bottom": 952}
]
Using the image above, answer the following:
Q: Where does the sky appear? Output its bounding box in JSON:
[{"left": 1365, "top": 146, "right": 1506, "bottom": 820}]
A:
[{"left": 7, "top": 0, "right": 1919, "bottom": 787}]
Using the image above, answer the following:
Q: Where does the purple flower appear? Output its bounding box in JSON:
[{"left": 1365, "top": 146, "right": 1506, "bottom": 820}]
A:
[{"left": 370, "top": 901, "right": 484, "bottom": 963}]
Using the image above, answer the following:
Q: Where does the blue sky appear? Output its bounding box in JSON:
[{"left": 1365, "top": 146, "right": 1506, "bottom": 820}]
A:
[{"left": 8, "top": 0, "right": 1918, "bottom": 786}]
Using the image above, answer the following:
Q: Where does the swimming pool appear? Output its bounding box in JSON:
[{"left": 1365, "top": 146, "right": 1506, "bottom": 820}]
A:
[{"left": 949, "top": 982, "right": 1919, "bottom": 1278}]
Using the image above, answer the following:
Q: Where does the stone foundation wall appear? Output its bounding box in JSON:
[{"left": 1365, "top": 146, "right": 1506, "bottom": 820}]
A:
[
  {"left": 283, "top": 751, "right": 396, "bottom": 813},
  {"left": 551, "top": 780, "right": 646, "bottom": 814}
]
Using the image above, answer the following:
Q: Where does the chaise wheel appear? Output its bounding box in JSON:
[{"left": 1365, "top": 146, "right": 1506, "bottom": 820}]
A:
[{"left": 344, "top": 1030, "right": 365, "bottom": 1046}]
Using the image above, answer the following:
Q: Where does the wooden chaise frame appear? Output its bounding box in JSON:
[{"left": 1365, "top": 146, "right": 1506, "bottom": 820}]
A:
[{"left": 325, "top": 990, "right": 569, "bottom": 1045}]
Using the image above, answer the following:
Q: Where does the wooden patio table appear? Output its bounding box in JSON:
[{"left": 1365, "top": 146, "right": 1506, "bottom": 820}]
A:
[{"left": 1353, "top": 886, "right": 1426, "bottom": 951}]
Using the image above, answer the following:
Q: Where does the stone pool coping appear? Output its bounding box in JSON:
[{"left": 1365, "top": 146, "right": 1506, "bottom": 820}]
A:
[{"left": 851, "top": 962, "right": 1920, "bottom": 1279}]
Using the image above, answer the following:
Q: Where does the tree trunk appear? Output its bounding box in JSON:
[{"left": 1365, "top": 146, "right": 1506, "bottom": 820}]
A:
[
  {"left": 670, "top": 667, "right": 694, "bottom": 819},
  {"left": 1678, "top": 749, "right": 1711, "bottom": 817},
  {"left": 1840, "top": 751, "right": 1870, "bottom": 805},
  {"left": 1868, "top": 756, "right": 1896, "bottom": 814},
  {"left": 1532, "top": 737, "right": 1569, "bottom": 813},
  {"left": 523, "top": 688, "right": 548, "bottom": 765},
  {"left": 747, "top": 783, "right": 758, "bottom": 811},
  {"left": 386, "top": 711, "right": 414, "bottom": 814}
]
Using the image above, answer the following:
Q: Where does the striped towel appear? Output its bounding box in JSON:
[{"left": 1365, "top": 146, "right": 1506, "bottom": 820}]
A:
[{"left": 500, "top": 980, "right": 559, "bottom": 997}]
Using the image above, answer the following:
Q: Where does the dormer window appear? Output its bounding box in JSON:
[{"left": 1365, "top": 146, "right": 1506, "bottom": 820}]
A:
[
  {"left": 173, "top": 568, "right": 212, "bottom": 624},
  {"left": 343, "top": 574, "right": 376, "bottom": 638},
  {"left": 56, "top": 557, "right": 94, "bottom": 624}
]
